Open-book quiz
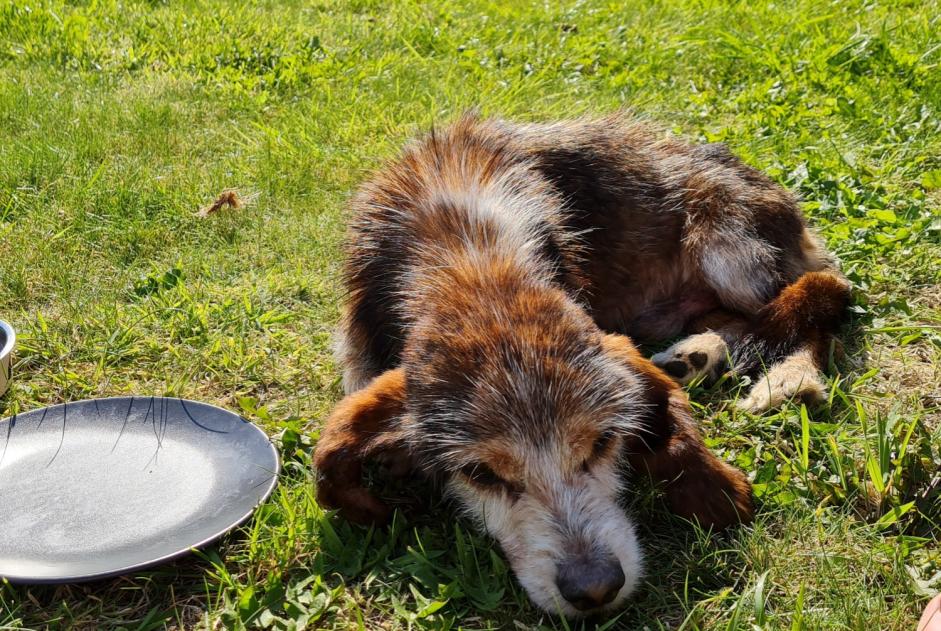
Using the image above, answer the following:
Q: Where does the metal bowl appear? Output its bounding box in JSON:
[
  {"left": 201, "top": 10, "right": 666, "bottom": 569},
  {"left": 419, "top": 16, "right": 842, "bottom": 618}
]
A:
[{"left": 0, "top": 320, "right": 14, "bottom": 398}]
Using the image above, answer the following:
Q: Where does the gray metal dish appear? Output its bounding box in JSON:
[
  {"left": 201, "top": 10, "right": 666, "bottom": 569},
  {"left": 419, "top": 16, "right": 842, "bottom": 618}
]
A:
[
  {"left": 0, "top": 320, "right": 13, "bottom": 398},
  {"left": 0, "top": 396, "right": 279, "bottom": 583}
]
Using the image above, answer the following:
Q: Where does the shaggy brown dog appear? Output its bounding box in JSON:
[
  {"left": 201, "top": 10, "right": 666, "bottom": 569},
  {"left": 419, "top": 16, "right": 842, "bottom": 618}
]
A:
[{"left": 314, "top": 114, "right": 849, "bottom": 617}]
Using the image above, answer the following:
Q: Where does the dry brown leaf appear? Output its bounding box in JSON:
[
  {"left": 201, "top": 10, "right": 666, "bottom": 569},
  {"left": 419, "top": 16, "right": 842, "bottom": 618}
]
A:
[{"left": 197, "top": 189, "right": 248, "bottom": 217}]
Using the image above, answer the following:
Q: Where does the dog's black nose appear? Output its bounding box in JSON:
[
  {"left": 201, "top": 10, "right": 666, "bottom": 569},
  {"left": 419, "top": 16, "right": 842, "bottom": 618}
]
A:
[{"left": 556, "top": 555, "right": 625, "bottom": 611}]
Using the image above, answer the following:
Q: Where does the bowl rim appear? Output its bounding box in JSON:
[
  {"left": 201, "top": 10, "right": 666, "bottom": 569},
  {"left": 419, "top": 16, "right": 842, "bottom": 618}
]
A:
[{"left": 0, "top": 320, "right": 15, "bottom": 360}]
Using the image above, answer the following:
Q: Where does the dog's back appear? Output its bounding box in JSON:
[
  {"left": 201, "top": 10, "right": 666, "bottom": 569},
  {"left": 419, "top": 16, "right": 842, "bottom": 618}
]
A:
[{"left": 337, "top": 113, "right": 847, "bottom": 399}]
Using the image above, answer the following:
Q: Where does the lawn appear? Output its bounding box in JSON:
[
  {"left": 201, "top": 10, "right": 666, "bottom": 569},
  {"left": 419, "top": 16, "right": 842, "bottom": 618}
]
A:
[{"left": 1, "top": 0, "right": 939, "bottom": 628}]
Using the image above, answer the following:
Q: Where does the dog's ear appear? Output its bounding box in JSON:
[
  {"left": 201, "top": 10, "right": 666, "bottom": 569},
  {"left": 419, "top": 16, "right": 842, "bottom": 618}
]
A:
[
  {"left": 313, "top": 368, "right": 409, "bottom": 525},
  {"left": 601, "top": 334, "right": 754, "bottom": 529}
]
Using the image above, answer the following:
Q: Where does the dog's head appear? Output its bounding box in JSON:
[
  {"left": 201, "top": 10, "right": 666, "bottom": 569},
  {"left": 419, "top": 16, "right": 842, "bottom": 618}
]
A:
[
  {"left": 315, "top": 279, "right": 754, "bottom": 615},
  {"left": 390, "top": 283, "right": 649, "bottom": 616}
]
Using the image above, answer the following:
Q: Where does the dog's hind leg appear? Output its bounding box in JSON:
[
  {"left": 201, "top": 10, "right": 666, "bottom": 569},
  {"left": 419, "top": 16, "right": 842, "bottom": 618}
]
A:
[
  {"left": 733, "top": 271, "right": 850, "bottom": 413},
  {"left": 653, "top": 271, "right": 850, "bottom": 413}
]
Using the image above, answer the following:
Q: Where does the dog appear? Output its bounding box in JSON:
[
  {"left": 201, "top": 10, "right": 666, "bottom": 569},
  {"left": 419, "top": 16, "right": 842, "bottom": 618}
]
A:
[{"left": 313, "top": 113, "right": 850, "bottom": 617}]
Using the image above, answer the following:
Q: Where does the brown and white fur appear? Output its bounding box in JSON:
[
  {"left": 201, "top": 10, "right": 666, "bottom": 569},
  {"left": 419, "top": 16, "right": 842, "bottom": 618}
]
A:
[{"left": 314, "top": 113, "right": 850, "bottom": 617}]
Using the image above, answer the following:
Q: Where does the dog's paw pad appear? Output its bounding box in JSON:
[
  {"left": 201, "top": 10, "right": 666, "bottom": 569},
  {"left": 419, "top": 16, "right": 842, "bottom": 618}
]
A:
[
  {"left": 651, "top": 332, "right": 728, "bottom": 385},
  {"left": 737, "top": 350, "right": 826, "bottom": 413}
]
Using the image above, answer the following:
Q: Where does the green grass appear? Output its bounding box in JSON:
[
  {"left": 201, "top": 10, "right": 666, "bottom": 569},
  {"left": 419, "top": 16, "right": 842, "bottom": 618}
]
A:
[{"left": 1, "top": 0, "right": 939, "bottom": 628}]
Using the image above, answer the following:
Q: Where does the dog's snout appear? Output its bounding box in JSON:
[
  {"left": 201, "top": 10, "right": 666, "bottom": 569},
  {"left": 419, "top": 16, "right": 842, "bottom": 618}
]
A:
[{"left": 556, "top": 555, "right": 625, "bottom": 611}]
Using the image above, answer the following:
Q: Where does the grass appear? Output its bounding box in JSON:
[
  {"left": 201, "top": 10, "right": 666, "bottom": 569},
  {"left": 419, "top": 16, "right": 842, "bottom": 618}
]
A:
[{"left": 0, "top": 0, "right": 939, "bottom": 628}]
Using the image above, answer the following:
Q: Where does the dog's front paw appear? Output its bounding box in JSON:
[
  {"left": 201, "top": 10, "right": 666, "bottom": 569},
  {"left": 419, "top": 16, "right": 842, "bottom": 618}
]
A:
[
  {"left": 314, "top": 444, "right": 395, "bottom": 525},
  {"left": 652, "top": 332, "right": 728, "bottom": 385},
  {"left": 737, "top": 349, "right": 825, "bottom": 413}
]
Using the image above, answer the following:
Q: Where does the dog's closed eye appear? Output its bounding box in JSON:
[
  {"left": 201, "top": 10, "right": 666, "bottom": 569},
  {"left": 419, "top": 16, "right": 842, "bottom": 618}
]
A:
[
  {"left": 462, "top": 463, "right": 503, "bottom": 486},
  {"left": 593, "top": 430, "right": 616, "bottom": 456},
  {"left": 461, "top": 463, "right": 523, "bottom": 496},
  {"left": 582, "top": 429, "right": 617, "bottom": 472}
]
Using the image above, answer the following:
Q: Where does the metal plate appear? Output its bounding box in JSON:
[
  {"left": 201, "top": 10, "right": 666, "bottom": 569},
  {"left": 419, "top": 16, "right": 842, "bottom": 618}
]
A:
[{"left": 0, "top": 397, "right": 279, "bottom": 583}]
